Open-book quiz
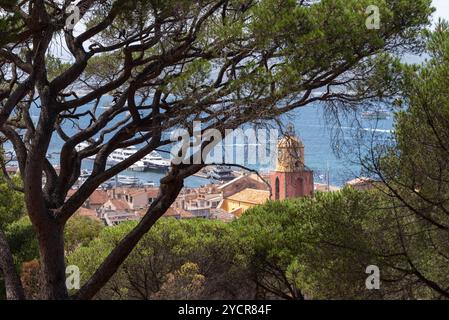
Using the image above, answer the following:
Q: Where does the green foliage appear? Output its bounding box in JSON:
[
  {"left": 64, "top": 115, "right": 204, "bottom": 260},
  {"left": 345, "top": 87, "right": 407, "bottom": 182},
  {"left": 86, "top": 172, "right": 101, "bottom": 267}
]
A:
[
  {"left": 84, "top": 52, "right": 123, "bottom": 81},
  {"left": 154, "top": 262, "right": 206, "bottom": 300},
  {"left": 64, "top": 215, "right": 104, "bottom": 254},
  {"left": 79, "top": 0, "right": 434, "bottom": 107},
  {"left": 240, "top": 0, "right": 433, "bottom": 98},
  {"left": 4, "top": 216, "right": 38, "bottom": 267},
  {"left": 365, "top": 21, "right": 449, "bottom": 299},
  {"left": 234, "top": 188, "right": 382, "bottom": 299},
  {"left": 46, "top": 56, "right": 71, "bottom": 82},
  {"left": 389, "top": 22, "right": 449, "bottom": 210},
  {"left": 0, "top": 168, "right": 27, "bottom": 300},
  {"left": 0, "top": 174, "right": 24, "bottom": 229},
  {"left": 2, "top": 207, "right": 104, "bottom": 268},
  {"left": 0, "top": 0, "right": 23, "bottom": 46},
  {"left": 68, "top": 218, "right": 250, "bottom": 299}
]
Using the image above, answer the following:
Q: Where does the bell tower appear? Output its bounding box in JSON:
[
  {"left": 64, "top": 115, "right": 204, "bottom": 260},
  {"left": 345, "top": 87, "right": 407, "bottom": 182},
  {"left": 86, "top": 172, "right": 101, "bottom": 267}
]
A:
[{"left": 270, "top": 127, "right": 314, "bottom": 200}]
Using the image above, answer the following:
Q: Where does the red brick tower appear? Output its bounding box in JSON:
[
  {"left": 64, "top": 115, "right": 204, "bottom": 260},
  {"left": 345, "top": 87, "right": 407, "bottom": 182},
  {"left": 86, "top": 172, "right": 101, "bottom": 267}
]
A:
[{"left": 270, "top": 132, "right": 314, "bottom": 200}]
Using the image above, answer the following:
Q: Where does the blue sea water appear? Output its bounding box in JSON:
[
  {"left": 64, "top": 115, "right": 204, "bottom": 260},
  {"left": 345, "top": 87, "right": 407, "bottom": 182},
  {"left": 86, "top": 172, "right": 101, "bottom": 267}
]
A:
[
  {"left": 284, "top": 104, "right": 394, "bottom": 186},
  {"left": 4, "top": 98, "right": 394, "bottom": 188}
]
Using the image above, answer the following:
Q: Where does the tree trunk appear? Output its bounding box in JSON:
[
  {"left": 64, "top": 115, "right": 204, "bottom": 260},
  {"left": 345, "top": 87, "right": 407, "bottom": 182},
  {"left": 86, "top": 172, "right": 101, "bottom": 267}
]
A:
[
  {"left": 0, "top": 229, "right": 25, "bottom": 300},
  {"left": 37, "top": 221, "right": 68, "bottom": 300}
]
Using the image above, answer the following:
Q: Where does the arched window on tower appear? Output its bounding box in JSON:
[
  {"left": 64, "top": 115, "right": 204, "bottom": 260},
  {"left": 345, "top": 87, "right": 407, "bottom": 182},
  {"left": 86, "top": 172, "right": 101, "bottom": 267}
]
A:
[
  {"left": 297, "top": 177, "right": 304, "bottom": 196},
  {"left": 275, "top": 177, "right": 280, "bottom": 200}
]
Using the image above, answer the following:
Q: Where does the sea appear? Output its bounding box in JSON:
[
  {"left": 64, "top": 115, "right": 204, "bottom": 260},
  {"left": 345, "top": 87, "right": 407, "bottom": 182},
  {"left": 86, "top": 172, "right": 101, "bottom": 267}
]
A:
[{"left": 3, "top": 97, "right": 395, "bottom": 188}]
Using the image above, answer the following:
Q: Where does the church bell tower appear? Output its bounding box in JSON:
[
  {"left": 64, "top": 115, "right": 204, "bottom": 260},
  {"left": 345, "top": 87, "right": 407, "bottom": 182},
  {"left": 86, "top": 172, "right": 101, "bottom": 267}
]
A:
[{"left": 270, "top": 127, "right": 314, "bottom": 200}]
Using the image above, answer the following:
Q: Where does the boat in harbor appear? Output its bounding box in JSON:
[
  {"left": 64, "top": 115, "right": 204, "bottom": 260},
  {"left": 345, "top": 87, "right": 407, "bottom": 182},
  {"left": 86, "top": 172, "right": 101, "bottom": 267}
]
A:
[
  {"left": 141, "top": 151, "right": 171, "bottom": 171},
  {"left": 208, "top": 166, "right": 235, "bottom": 181},
  {"left": 111, "top": 147, "right": 170, "bottom": 172},
  {"left": 129, "top": 160, "right": 146, "bottom": 172},
  {"left": 143, "top": 180, "right": 156, "bottom": 187},
  {"left": 361, "top": 110, "right": 390, "bottom": 120},
  {"left": 117, "top": 175, "right": 142, "bottom": 186},
  {"left": 76, "top": 143, "right": 170, "bottom": 172}
]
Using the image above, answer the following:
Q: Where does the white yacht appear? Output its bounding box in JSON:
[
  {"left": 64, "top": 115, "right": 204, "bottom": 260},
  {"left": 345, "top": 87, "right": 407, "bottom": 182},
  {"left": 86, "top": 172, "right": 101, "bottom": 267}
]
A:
[
  {"left": 208, "top": 166, "right": 235, "bottom": 181},
  {"left": 76, "top": 143, "right": 170, "bottom": 172},
  {"left": 118, "top": 175, "right": 141, "bottom": 186},
  {"left": 110, "top": 147, "right": 170, "bottom": 171},
  {"left": 141, "top": 151, "right": 171, "bottom": 171},
  {"left": 108, "top": 146, "right": 138, "bottom": 164},
  {"left": 129, "top": 160, "right": 146, "bottom": 172},
  {"left": 143, "top": 180, "right": 156, "bottom": 187}
]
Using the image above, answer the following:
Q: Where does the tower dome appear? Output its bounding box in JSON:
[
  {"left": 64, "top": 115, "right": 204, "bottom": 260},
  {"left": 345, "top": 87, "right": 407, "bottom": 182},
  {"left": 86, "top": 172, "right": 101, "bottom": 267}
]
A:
[{"left": 276, "top": 133, "right": 305, "bottom": 172}]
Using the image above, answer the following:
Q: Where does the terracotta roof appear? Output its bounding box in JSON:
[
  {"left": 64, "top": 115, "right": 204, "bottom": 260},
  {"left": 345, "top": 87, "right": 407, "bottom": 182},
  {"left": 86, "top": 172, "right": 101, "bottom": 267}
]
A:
[
  {"left": 147, "top": 188, "right": 159, "bottom": 198},
  {"left": 112, "top": 187, "right": 146, "bottom": 196},
  {"left": 163, "top": 207, "right": 178, "bottom": 217},
  {"left": 163, "top": 207, "right": 194, "bottom": 219},
  {"left": 77, "top": 208, "right": 99, "bottom": 220},
  {"left": 107, "top": 187, "right": 159, "bottom": 200},
  {"left": 226, "top": 188, "right": 270, "bottom": 205},
  {"left": 109, "top": 199, "right": 130, "bottom": 211},
  {"left": 89, "top": 190, "right": 109, "bottom": 205},
  {"left": 128, "top": 189, "right": 147, "bottom": 197},
  {"left": 210, "top": 209, "right": 236, "bottom": 222},
  {"left": 202, "top": 193, "right": 223, "bottom": 200}
]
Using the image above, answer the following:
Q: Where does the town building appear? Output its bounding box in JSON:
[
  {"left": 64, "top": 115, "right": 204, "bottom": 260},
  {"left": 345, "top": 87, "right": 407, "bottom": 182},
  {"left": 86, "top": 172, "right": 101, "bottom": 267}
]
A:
[
  {"left": 101, "top": 199, "right": 131, "bottom": 213},
  {"left": 85, "top": 190, "right": 109, "bottom": 210},
  {"left": 220, "top": 188, "right": 270, "bottom": 217},
  {"left": 210, "top": 208, "right": 236, "bottom": 222},
  {"left": 103, "top": 211, "right": 140, "bottom": 226},
  {"left": 345, "top": 177, "right": 377, "bottom": 190},
  {"left": 106, "top": 187, "right": 157, "bottom": 210},
  {"left": 66, "top": 189, "right": 109, "bottom": 210},
  {"left": 218, "top": 173, "right": 268, "bottom": 198},
  {"left": 314, "top": 183, "right": 341, "bottom": 193},
  {"left": 163, "top": 207, "right": 195, "bottom": 220},
  {"left": 76, "top": 207, "right": 101, "bottom": 221},
  {"left": 172, "top": 185, "right": 223, "bottom": 218}
]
